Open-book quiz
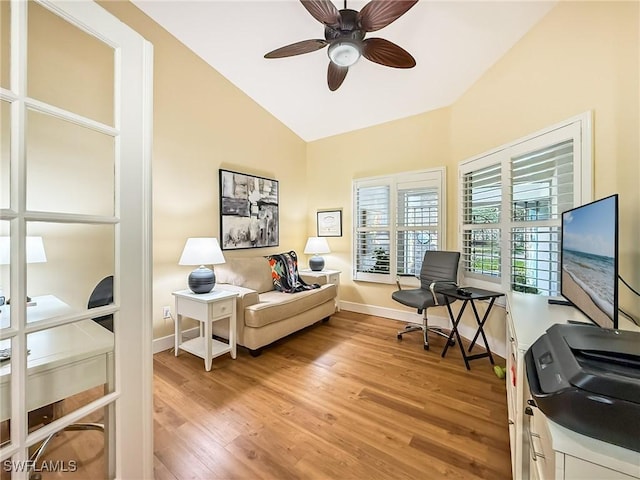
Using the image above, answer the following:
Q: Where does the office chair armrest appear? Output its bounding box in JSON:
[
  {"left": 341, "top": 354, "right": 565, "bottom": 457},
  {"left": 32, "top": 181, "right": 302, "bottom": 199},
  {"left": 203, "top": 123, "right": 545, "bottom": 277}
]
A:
[
  {"left": 429, "top": 281, "right": 458, "bottom": 306},
  {"left": 429, "top": 282, "right": 439, "bottom": 305}
]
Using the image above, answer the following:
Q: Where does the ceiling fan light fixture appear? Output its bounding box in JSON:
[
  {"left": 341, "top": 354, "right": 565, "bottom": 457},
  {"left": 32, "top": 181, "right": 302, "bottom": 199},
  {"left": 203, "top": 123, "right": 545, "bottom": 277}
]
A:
[{"left": 328, "top": 41, "right": 361, "bottom": 67}]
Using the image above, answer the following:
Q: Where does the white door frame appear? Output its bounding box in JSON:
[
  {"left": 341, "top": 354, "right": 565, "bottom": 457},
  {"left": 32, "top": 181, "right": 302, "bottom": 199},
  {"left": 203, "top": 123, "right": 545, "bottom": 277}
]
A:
[{"left": 0, "top": 1, "right": 153, "bottom": 478}]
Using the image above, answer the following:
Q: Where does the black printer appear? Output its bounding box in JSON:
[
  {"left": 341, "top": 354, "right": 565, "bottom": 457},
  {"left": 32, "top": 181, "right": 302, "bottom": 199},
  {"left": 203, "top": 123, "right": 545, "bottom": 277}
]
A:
[{"left": 525, "top": 323, "right": 640, "bottom": 452}]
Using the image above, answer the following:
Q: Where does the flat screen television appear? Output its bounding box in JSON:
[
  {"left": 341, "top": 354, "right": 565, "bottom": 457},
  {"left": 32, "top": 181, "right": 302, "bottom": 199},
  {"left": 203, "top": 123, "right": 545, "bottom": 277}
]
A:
[{"left": 560, "top": 194, "right": 618, "bottom": 329}]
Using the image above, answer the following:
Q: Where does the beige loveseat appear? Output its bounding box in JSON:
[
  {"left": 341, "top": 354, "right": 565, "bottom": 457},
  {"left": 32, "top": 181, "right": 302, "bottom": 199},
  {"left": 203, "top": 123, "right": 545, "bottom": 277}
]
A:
[{"left": 213, "top": 256, "right": 338, "bottom": 356}]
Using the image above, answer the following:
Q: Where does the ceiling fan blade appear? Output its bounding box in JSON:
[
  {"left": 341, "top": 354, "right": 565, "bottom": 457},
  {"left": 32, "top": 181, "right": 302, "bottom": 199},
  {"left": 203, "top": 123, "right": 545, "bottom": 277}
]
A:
[
  {"left": 357, "top": 0, "right": 418, "bottom": 32},
  {"left": 300, "top": 0, "right": 341, "bottom": 28},
  {"left": 363, "top": 38, "right": 416, "bottom": 68},
  {"left": 264, "top": 39, "right": 329, "bottom": 59},
  {"left": 327, "top": 62, "right": 348, "bottom": 91}
]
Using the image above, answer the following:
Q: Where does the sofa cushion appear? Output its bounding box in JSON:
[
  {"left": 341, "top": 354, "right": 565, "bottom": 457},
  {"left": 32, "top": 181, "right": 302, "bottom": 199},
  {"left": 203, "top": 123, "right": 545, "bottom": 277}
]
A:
[
  {"left": 214, "top": 257, "right": 274, "bottom": 294},
  {"left": 244, "top": 284, "right": 337, "bottom": 328}
]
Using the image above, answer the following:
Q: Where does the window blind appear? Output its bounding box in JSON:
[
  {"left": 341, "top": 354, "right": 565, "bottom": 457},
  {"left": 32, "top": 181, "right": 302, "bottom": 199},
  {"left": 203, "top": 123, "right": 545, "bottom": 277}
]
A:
[
  {"left": 396, "top": 186, "right": 439, "bottom": 276},
  {"left": 355, "top": 185, "right": 390, "bottom": 275},
  {"left": 509, "top": 140, "right": 573, "bottom": 295},
  {"left": 458, "top": 115, "right": 590, "bottom": 296},
  {"left": 461, "top": 163, "right": 502, "bottom": 279},
  {"left": 353, "top": 169, "right": 444, "bottom": 283}
]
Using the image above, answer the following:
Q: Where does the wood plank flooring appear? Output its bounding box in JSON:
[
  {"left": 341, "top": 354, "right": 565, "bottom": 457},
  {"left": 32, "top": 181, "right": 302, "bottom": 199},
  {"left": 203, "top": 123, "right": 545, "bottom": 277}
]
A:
[{"left": 154, "top": 311, "right": 512, "bottom": 480}]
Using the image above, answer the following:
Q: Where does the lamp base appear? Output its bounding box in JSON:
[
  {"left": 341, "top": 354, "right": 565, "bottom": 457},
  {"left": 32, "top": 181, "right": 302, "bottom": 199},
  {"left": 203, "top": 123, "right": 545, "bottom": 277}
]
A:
[
  {"left": 309, "top": 256, "right": 325, "bottom": 272},
  {"left": 188, "top": 266, "right": 215, "bottom": 294}
]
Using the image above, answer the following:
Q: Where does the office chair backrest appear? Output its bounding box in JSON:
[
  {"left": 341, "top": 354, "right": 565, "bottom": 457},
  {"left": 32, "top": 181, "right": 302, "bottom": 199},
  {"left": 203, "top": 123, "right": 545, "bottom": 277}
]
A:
[
  {"left": 88, "top": 275, "right": 114, "bottom": 332},
  {"left": 419, "top": 251, "right": 460, "bottom": 290}
]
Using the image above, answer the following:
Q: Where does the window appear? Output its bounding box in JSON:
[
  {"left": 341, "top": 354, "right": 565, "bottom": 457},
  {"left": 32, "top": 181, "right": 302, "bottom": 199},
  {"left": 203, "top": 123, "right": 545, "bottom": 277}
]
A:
[
  {"left": 353, "top": 168, "right": 445, "bottom": 284},
  {"left": 459, "top": 113, "right": 592, "bottom": 296}
]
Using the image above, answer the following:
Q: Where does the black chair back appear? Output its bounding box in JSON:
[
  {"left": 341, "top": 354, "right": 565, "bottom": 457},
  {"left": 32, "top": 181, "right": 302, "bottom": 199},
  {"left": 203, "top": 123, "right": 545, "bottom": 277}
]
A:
[
  {"left": 88, "top": 275, "right": 114, "bottom": 332},
  {"left": 419, "top": 251, "right": 460, "bottom": 289}
]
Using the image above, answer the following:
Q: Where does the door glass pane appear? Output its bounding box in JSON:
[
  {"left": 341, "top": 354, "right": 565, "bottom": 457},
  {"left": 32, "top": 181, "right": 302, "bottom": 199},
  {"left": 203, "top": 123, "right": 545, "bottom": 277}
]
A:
[
  {"left": 26, "top": 109, "right": 115, "bottom": 216},
  {"left": 0, "top": 338, "right": 12, "bottom": 447},
  {"left": 1, "top": 100, "right": 10, "bottom": 209},
  {"left": 26, "top": 321, "right": 114, "bottom": 436},
  {"left": 0, "top": 220, "right": 8, "bottom": 304},
  {"left": 27, "top": 2, "right": 114, "bottom": 127},
  {"left": 1, "top": 223, "right": 12, "bottom": 448},
  {"left": 26, "top": 222, "right": 114, "bottom": 318},
  {"left": 0, "top": 0, "right": 9, "bottom": 90},
  {"left": 17, "top": 408, "right": 108, "bottom": 478}
]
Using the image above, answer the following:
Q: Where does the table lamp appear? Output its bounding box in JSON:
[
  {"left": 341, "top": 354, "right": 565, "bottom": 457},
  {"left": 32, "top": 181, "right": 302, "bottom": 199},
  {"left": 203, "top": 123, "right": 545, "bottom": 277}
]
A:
[
  {"left": 179, "top": 237, "right": 225, "bottom": 294},
  {"left": 0, "top": 236, "right": 47, "bottom": 304},
  {"left": 304, "top": 237, "right": 330, "bottom": 272}
]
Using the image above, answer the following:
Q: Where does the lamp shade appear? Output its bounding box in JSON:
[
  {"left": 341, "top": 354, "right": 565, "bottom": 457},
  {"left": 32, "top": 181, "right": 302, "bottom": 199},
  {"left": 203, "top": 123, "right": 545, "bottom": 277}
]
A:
[
  {"left": 179, "top": 238, "right": 225, "bottom": 294},
  {"left": 178, "top": 238, "right": 225, "bottom": 266},
  {"left": 0, "top": 236, "right": 47, "bottom": 265},
  {"left": 303, "top": 237, "right": 330, "bottom": 255}
]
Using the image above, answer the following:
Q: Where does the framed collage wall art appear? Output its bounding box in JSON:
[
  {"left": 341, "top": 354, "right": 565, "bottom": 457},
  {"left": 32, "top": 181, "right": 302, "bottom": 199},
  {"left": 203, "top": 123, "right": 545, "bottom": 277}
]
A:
[{"left": 219, "top": 169, "right": 279, "bottom": 250}]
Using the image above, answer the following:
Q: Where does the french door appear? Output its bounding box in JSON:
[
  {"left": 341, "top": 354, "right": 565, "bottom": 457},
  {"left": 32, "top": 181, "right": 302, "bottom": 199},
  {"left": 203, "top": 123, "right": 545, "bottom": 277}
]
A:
[{"left": 0, "top": 1, "right": 153, "bottom": 478}]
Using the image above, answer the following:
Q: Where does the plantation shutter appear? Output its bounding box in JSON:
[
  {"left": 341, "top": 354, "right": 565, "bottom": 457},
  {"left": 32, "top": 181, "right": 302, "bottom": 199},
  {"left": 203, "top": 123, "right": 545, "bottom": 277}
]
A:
[
  {"left": 353, "top": 168, "right": 445, "bottom": 284},
  {"left": 458, "top": 114, "right": 591, "bottom": 295},
  {"left": 509, "top": 140, "right": 573, "bottom": 295},
  {"left": 354, "top": 183, "right": 391, "bottom": 279},
  {"left": 396, "top": 181, "right": 439, "bottom": 276},
  {"left": 461, "top": 162, "right": 502, "bottom": 280}
]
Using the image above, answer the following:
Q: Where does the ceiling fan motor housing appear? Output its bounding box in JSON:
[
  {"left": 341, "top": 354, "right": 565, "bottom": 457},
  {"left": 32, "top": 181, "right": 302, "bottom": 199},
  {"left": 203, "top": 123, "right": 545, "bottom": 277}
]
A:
[{"left": 324, "top": 9, "right": 365, "bottom": 42}]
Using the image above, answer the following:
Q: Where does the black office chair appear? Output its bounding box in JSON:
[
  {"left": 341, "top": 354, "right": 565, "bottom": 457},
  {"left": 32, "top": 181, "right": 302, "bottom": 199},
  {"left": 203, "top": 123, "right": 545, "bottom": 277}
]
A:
[
  {"left": 392, "top": 251, "right": 460, "bottom": 350},
  {"left": 28, "top": 276, "right": 113, "bottom": 479}
]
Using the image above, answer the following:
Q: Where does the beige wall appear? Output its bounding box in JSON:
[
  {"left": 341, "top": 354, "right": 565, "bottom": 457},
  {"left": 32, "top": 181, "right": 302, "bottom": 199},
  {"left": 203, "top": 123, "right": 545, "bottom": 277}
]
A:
[
  {"left": 307, "top": 1, "right": 640, "bottom": 340},
  {"left": 100, "top": 2, "right": 308, "bottom": 338},
  {"left": 14, "top": 1, "right": 636, "bottom": 342},
  {"left": 450, "top": 1, "right": 639, "bottom": 317}
]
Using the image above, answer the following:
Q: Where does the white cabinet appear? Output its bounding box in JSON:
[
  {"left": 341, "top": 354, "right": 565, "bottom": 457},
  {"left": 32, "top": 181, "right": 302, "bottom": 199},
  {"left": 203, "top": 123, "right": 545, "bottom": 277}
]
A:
[
  {"left": 528, "top": 405, "right": 640, "bottom": 480},
  {"left": 505, "top": 292, "right": 640, "bottom": 480}
]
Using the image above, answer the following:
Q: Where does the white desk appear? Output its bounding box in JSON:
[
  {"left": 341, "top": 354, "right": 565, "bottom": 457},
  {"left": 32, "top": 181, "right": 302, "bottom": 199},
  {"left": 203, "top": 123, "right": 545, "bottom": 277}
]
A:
[{"left": 0, "top": 295, "right": 114, "bottom": 421}]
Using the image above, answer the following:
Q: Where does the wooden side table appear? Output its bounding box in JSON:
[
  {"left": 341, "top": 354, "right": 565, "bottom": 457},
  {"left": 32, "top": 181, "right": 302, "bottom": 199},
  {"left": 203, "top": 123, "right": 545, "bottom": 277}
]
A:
[
  {"left": 299, "top": 268, "right": 341, "bottom": 311},
  {"left": 172, "top": 289, "right": 237, "bottom": 371}
]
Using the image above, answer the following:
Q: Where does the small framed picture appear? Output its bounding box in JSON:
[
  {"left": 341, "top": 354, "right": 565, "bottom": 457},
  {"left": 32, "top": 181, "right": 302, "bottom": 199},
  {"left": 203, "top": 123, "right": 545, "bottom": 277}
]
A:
[{"left": 317, "top": 209, "right": 342, "bottom": 237}]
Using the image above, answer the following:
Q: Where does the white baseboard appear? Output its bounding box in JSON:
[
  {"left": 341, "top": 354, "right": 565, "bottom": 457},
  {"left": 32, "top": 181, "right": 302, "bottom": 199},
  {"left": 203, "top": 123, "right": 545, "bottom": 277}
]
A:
[
  {"left": 339, "top": 300, "right": 506, "bottom": 359},
  {"left": 153, "top": 327, "right": 199, "bottom": 354},
  {"left": 153, "top": 304, "right": 506, "bottom": 358}
]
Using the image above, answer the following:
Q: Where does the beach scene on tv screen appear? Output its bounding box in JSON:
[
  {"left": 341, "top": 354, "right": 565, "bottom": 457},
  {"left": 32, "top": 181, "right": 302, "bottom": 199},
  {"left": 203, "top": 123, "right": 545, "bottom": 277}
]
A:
[{"left": 562, "top": 197, "right": 616, "bottom": 327}]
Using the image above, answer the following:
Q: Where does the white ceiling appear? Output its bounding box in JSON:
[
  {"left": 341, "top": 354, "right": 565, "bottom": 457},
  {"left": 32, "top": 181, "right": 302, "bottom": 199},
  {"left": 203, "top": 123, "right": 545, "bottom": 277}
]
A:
[{"left": 132, "top": 0, "right": 557, "bottom": 141}]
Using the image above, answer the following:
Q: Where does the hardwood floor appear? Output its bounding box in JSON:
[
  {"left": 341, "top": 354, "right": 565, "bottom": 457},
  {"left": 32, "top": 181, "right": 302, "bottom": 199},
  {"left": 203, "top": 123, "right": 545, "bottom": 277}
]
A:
[{"left": 154, "top": 311, "right": 512, "bottom": 480}]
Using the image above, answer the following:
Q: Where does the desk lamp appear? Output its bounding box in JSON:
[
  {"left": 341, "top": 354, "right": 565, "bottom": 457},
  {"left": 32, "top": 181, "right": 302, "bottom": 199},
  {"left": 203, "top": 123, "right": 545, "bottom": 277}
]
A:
[
  {"left": 304, "top": 237, "right": 330, "bottom": 271},
  {"left": 0, "top": 236, "right": 47, "bottom": 304},
  {"left": 179, "top": 237, "right": 225, "bottom": 294}
]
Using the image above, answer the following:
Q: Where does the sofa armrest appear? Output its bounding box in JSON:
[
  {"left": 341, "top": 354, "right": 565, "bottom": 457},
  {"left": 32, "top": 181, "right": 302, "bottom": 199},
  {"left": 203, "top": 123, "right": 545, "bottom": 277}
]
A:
[{"left": 214, "top": 284, "right": 260, "bottom": 309}]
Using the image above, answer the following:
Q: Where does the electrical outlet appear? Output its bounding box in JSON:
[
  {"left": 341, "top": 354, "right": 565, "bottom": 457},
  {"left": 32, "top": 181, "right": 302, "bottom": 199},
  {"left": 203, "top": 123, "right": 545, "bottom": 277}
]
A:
[{"left": 162, "top": 306, "right": 171, "bottom": 319}]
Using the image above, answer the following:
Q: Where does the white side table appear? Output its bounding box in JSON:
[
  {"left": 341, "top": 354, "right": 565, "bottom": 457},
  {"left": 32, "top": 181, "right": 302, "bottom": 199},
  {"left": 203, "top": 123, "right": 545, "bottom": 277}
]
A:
[
  {"left": 299, "top": 269, "right": 341, "bottom": 311},
  {"left": 172, "top": 289, "right": 237, "bottom": 371}
]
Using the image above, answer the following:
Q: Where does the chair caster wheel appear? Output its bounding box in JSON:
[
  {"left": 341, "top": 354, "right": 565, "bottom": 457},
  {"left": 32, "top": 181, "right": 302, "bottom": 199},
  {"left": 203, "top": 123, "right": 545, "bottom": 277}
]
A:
[
  {"left": 423, "top": 344, "right": 429, "bottom": 351},
  {"left": 397, "top": 334, "right": 402, "bottom": 340}
]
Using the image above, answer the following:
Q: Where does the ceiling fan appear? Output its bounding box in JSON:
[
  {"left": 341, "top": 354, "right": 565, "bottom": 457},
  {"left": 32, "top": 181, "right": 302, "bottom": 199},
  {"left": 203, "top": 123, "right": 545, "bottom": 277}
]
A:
[{"left": 264, "top": 0, "right": 419, "bottom": 91}]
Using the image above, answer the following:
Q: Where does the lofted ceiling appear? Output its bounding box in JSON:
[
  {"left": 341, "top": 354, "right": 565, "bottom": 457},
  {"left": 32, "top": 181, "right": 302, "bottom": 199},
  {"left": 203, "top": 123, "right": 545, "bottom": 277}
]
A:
[{"left": 132, "top": 0, "right": 557, "bottom": 141}]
